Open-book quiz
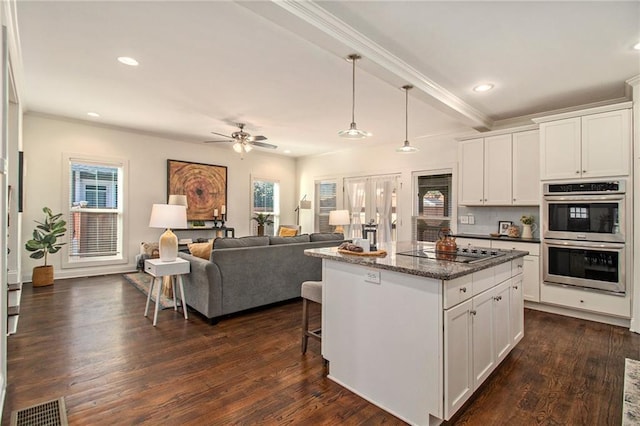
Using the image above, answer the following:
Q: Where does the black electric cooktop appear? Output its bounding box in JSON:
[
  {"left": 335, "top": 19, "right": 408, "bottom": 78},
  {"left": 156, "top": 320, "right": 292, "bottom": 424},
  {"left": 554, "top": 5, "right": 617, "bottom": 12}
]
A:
[{"left": 397, "top": 246, "right": 506, "bottom": 264}]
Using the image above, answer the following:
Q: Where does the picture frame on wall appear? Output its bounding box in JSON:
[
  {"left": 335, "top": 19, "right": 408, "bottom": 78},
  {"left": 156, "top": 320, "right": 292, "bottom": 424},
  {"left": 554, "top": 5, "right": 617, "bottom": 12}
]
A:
[
  {"left": 167, "top": 159, "right": 227, "bottom": 221},
  {"left": 498, "top": 220, "right": 512, "bottom": 236}
]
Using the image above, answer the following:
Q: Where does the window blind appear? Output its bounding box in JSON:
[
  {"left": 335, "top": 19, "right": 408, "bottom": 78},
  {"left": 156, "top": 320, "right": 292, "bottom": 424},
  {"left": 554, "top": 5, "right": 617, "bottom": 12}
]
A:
[{"left": 68, "top": 161, "right": 121, "bottom": 258}]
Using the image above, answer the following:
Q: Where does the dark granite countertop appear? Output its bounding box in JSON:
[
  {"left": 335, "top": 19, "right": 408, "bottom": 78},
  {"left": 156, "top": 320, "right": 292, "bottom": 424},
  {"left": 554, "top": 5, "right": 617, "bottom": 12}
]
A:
[
  {"left": 454, "top": 233, "right": 541, "bottom": 244},
  {"left": 304, "top": 241, "right": 528, "bottom": 281}
]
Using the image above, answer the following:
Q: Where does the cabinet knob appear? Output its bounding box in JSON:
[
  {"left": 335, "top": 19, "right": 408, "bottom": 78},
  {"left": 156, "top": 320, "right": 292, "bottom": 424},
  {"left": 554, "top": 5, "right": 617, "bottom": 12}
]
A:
[
  {"left": 513, "top": 285, "right": 519, "bottom": 290},
  {"left": 460, "top": 287, "right": 467, "bottom": 293},
  {"left": 517, "top": 264, "right": 523, "bottom": 268},
  {"left": 484, "top": 199, "right": 487, "bottom": 202},
  {"left": 470, "top": 310, "right": 477, "bottom": 316},
  {"left": 513, "top": 198, "right": 516, "bottom": 202},
  {"left": 494, "top": 296, "right": 502, "bottom": 302},
  {"left": 582, "top": 170, "right": 587, "bottom": 173},
  {"left": 576, "top": 171, "right": 580, "bottom": 174},
  {"left": 580, "top": 300, "right": 584, "bottom": 303}
]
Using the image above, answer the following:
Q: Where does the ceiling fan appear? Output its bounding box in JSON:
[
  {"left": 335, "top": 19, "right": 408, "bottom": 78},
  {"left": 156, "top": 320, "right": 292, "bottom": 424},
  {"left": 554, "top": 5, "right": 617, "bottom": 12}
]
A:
[{"left": 205, "top": 123, "right": 277, "bottom": 154}]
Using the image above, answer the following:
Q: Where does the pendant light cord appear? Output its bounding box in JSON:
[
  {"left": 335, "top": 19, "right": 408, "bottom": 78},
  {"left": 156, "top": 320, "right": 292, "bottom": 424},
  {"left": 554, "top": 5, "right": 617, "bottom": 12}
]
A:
[
  {"left": 351, "top": 56, "right": 356, "bottom": 123},
  {"left": 405, "top": 86, "right": 409, "bottom": 141}
]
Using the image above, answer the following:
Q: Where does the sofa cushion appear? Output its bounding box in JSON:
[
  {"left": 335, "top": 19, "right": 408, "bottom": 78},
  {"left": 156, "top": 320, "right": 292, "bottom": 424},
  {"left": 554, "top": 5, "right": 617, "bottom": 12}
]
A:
[
  {"left": 188, "top": 241, "right": 213, "bottom": 259},
  {"left": 278, "top": 227, "right": 298, "bottom": 237},
  {"left": 268, "top": 234, "right": 311, "bottom": 245},
  {"left": 213, "top": 236, "right": 270, "bottom": 249},
  {"left": 309, "top": 232, "right": 344, "bottom": 242}
]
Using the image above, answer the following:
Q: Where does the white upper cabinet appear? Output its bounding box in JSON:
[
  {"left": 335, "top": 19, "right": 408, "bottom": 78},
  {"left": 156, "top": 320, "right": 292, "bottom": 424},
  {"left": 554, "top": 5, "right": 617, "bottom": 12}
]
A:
[
  {"left": 459, "top": 127, "right": 539, "bottom": 206},
  {"left": 459, "top": 138, "right": 485, "bottom": 205},
  {"left": 512, "top": 130, "right": 540, "bottom": 204},
  {"left": 484, "top": 134, "right": 512, "bottom": 205},
  {"left": 538, "top": 107, "right": 631, "bottom": 180}
]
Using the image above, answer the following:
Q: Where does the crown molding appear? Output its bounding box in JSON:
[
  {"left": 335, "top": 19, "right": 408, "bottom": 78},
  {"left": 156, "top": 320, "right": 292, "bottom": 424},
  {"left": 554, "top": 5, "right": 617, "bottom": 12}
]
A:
[{"left": 273, "top": 0, "right": 493, "bottom": 131}]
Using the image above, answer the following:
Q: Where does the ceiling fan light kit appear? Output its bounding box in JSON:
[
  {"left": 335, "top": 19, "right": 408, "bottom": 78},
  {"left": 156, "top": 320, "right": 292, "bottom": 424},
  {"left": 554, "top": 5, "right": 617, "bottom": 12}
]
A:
[
  {"left": 396, "top": 84, "right": 419, "bottom": 153},
  {"left": 339, "top": 53, "right": 370, "bottom": 140},
  {"left": 205, "top": 122, "right": 276, "bottom": 155}
]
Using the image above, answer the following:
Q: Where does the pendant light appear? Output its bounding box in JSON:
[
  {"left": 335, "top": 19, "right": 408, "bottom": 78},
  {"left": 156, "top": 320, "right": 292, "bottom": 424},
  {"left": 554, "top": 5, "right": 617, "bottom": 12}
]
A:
[
  {"left": 338, "top": 54, "right": 371, "bottom": 139},
  {"left": 396, "top": 84, "right": 419, "bottom": 153}
]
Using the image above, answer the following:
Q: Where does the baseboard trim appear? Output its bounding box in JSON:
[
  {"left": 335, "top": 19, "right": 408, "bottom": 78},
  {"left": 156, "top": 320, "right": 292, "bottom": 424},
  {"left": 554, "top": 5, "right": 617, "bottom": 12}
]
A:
[{"left": 525, "top": 301, "right": 631, "bottom": 328}]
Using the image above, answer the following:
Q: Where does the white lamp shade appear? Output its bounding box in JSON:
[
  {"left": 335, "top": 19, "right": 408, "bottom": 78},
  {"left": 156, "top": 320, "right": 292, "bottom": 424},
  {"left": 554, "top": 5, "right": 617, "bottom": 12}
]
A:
[
  {"left": 149, "top": 204, "right": 187, "bottom": 229},
  {"left": 329, "top": 210, "right": 351, "bottom": 225},
  {"left": 168, "top": 194, "right": 188, "bottom": 207}
]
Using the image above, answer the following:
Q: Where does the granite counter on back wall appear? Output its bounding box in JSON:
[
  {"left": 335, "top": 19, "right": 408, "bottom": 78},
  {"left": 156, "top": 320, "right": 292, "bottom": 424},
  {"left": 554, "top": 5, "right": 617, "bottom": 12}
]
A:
[
  {"left": 454, "top": 232, "right": 541, "bottom": 244},
  {"left": 457, "top": 205, "right": 540, "bottom": 238}
]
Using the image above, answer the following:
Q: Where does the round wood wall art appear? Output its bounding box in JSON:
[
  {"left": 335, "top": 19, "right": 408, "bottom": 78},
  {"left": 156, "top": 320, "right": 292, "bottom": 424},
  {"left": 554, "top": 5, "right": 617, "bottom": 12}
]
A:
[{"left": 167, "top": 160, "right": 227, "bottom": 221}]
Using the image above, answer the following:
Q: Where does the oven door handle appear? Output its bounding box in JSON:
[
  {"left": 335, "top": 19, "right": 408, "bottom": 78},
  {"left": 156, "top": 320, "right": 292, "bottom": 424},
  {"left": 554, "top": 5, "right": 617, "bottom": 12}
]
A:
[
  {"left": 543, "top": 194, "right": 625, "bottom": 202},
  {"left": 544, "top": 239, "right": 625, "bottom": 250}
]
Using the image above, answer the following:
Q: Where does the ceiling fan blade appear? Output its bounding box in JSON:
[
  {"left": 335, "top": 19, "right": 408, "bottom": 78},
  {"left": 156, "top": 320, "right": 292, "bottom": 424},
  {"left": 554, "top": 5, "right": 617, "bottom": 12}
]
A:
[
  {"left": 204, "top": 139, "right": 233, "bottom": 143},
  {"left": 250, "top": 141, "right": 278, "bottom": 149},
  {"left": 210, "top": 131, "right": 233, "bottom": 138},
  {"left": 248, "top": 135, "right": 267, "bottom": 142}
]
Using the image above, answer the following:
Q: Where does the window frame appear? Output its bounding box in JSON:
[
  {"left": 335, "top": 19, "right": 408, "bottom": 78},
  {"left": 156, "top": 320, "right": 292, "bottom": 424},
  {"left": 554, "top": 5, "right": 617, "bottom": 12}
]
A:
[
  {"left": 314, "top": 179, "right": 337, "bottom": 233},
  {"left": 250, "top": 175, "right": 280, "bottom": 236},
  {"left": 61, "top": 153, "right": 128, "bottom": 268}
]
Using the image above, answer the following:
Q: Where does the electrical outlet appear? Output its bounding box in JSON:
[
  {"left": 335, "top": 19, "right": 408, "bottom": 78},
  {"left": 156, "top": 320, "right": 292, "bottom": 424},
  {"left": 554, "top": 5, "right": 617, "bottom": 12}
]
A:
[
  {"left": 364, "top": 269, "right": 381, "bottom": 284},
  {"left": 468, "top": 215, "right": 475, "bottom": 225},
  {"left": 460, "top": 215, "right": 469, "bottom": 224}
]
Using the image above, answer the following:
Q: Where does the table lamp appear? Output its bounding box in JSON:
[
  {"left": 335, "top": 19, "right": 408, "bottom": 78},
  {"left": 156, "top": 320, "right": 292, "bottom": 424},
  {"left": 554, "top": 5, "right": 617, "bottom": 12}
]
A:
[
  {"left": 329, "top": 210, "right": 350, "bottom": 235},
  {"left": 149, "top": 204, "right": 187, "bottom": 261},
  {"left": 168, "top": 194, "right": 188, "bottom": 208}
]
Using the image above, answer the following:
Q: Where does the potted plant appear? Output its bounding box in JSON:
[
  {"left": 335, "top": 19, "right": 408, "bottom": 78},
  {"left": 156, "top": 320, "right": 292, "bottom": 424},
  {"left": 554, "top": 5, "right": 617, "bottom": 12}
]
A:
[
  {"left": 25, "top": 207, "right": 67, "bottom": 287},
  {"left": 520, "top": 215, "right": 537, "bottom": 239},
  {"left": 251, "top": 213, "right": 273, "bottom": 236}
]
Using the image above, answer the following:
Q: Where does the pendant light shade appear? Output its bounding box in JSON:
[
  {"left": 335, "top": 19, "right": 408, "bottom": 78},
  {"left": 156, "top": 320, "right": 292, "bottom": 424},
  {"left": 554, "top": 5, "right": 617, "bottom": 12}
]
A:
[
  {"left": 339, "top": 54, "right": 371, "bottom": 139},
  {"left": 396, "top": 84, "right": 419, "bottom": 153}
]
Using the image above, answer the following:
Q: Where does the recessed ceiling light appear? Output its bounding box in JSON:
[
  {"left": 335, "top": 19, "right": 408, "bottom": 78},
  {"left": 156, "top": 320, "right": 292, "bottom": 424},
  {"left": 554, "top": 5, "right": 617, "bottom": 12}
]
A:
[
  {"left": 283, "top": 149, "right": 291, "bottom": 154},
  {"left": 473, "top": 83, "right": 494, "bottom": 93},
  {"left": 117, "top": 56, "right": 139, "bottom": 66},
  {"left": 634, "top": 42, "right": 640, "bottom": 50},
  {"left": 87, "top": 112, "right": 100, "bottom": 118}
]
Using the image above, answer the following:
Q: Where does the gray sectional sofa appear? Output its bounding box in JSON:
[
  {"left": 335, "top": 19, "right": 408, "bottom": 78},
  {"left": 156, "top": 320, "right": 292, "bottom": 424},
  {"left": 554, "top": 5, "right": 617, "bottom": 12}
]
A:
[{"left": 178, "top": 233, "right": 345, "bottom": 323}]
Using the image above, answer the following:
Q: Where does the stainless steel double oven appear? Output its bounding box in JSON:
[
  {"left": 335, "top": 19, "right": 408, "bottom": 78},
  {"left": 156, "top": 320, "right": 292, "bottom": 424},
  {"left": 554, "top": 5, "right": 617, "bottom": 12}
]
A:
[{"left": 542, "top": 180, "right": 627, "bottom": 294}]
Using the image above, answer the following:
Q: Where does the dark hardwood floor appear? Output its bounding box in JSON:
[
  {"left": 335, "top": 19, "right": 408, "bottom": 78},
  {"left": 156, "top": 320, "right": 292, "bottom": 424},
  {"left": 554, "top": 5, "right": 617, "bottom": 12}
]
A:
[{"left": 2, "top": 275, "right": 638, "bottom": 425}]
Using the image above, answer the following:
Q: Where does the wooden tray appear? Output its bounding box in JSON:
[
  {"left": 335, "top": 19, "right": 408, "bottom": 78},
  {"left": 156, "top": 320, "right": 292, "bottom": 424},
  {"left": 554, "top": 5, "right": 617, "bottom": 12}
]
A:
[{"left": 338, "top": 248, "right": 388, "bottom": 257}]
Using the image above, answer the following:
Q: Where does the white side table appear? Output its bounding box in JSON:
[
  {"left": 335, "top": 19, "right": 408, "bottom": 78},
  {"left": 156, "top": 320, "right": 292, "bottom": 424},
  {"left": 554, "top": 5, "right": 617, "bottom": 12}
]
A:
[{"left": 144, "top": 258, "right": 190, "bottom": 326}]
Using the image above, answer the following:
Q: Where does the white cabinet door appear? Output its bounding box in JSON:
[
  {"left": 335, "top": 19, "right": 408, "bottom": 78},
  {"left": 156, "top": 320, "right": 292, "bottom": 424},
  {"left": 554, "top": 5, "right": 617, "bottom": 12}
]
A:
[
  {"left": 522, "top": 255, "right": 540, "bottom": 302},
  {"left": 493, "top": 279, "right": 512, "bottom": 363},
  {"left": 512, "top": 130, "right": 540, "bottom": 205},
  {"left": 510, "top": 274, "right": 524, "bottom": 345},
  {"left": 459, "top": 138, "right": 485, "bottom": 205},
  {"left": 540, "top": 117, "right": 581, "bottom": 180},
  {"left": 581, "top": 109, "right": 631, "bottom": 177},
  {"left": 484, "top": 134, "right": 512, "bottom": 205},
  {"left": 472, "top": 288, "right": 495, "bottom": 388},
  {"left": 444, "top": 298, "right": 473, "bottom": 419}
]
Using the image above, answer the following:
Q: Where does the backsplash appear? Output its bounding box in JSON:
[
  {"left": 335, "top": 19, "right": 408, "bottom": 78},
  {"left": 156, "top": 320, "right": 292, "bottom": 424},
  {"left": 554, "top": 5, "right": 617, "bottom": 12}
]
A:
[{"left": 457, "top": 206, "right": 541, "bottom": 238}]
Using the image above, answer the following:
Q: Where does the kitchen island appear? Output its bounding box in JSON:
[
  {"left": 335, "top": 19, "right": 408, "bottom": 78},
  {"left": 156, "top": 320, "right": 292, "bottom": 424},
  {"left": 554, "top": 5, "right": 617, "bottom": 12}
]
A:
[{"left": 305, "top": 241, "right": 528, "bottom": 425}]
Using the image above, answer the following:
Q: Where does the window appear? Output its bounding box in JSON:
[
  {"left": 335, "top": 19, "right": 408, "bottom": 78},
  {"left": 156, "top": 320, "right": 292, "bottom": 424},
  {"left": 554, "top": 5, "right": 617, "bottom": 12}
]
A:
[
  {"left": 252, "top": 177, "right": 279, "bottom": 235},
  {"left": 344, "top": 174, "right": 399, "bottom": 243},
  {"left": 315, "top": 180, "right": 337, "bottom": 233},
  {"left": 63, "top": 155, "right": 127, "bottom": 267},
  {"left": 414, "top": 172, "right": 453, "bottom": 242}
]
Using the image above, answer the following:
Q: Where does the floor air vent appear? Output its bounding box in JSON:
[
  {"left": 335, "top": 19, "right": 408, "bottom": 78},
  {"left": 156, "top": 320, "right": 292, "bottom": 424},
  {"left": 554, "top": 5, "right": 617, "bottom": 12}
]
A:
[{"left": 10, "top": 397, "right": 68, "bottom": 426}]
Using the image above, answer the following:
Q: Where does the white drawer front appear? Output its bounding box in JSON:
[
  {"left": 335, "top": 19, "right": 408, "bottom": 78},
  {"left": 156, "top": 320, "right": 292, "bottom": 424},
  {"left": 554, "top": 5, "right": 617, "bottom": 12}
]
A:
[
  {"left": 444, "top": 275, "right": 472, "bottom": 309},
  {"left": 540, "top": 283, "right": 630, "bottom": 318},
  {"left": 494, "top": 261, "right": 511, "bottom": 285},
  {"left": 472, "top": 267, "right": 495, "bottom": 296},
  {"left": 511, "top": 258, "right": 524, "bottom": 276}
]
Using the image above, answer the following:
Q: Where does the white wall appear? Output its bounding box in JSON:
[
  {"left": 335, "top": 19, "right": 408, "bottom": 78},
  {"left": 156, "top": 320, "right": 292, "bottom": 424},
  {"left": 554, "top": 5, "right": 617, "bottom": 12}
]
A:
[
  {"left": 22, "top": 113, "right": 297, "bottom": 281},
  {"left": 296, "top": 136, "right": 459, "bottom": 240}
]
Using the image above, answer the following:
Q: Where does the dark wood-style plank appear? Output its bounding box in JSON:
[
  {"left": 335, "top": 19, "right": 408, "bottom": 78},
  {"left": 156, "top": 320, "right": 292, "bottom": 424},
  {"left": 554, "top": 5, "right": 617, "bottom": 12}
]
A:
[{"left": 2, "top": 275, "right": 639, "bottom": 425}]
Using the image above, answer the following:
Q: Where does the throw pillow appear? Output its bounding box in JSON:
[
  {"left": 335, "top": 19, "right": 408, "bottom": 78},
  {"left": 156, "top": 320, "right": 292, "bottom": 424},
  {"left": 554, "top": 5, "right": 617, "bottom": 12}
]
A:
[
  {"left": 141, "top": 242, "right": 160, "bottom": 258},
  {"left": 278, "top": 227, "right": 298, "bottom": 237},
  {"left": 188, "top": 241, "right": 212, "bottom": 260}
]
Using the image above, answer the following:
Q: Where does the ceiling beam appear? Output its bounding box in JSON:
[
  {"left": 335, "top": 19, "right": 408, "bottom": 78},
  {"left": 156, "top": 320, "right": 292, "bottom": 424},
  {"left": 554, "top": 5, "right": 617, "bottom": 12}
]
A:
[{"left": 273, "top": 0, "right": 493, "bottom": 131}]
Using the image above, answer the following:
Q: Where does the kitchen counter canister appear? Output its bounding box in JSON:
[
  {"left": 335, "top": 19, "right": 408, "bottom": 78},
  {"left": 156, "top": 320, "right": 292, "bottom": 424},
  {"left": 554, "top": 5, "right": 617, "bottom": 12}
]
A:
[{"left": 304, "top": 240, "right": 528, "bottom": 281}]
